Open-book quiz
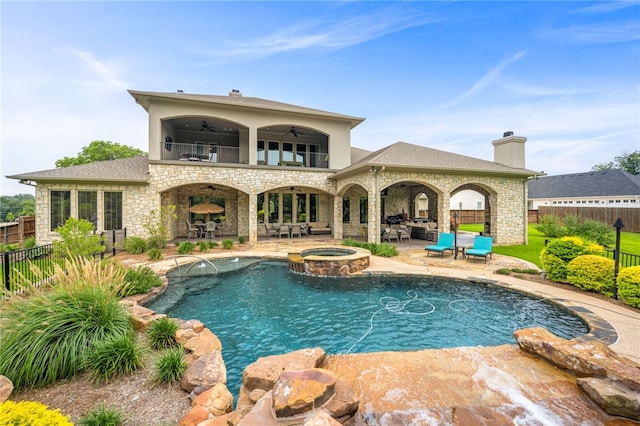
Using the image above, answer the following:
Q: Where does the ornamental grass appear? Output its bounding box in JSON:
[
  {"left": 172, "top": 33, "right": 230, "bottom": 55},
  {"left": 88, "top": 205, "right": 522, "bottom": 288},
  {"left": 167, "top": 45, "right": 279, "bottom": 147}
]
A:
[{"left": 0, "top": 257, "right": 133, "bottom": 390}]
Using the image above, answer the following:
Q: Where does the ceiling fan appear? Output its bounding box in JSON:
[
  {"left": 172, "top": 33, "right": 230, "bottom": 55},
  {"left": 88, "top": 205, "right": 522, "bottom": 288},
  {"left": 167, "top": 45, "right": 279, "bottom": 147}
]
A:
[
  {"left": 200, "top": 185, "right": 216, "bottom": 191},
  {"left": 286, "top": 126, "right": 304, "bottom": 137},
  {"left": 200, "top": 121, "right": 215, "bottom": 132}
]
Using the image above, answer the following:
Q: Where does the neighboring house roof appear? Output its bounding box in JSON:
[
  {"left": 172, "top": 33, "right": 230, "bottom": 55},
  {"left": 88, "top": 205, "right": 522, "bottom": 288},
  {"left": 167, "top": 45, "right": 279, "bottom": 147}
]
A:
[
  {"left": 333, "top": 141, "right": 538, "bottom": 178},
  {"left": 128, "top": 90, "right": 366, "bottom": 128},
  {"left": 528, "top": 169, "right": 640, "bottom": 198},
  {"left": 6, "top": 156, "right": 150, "bottom": 184}
]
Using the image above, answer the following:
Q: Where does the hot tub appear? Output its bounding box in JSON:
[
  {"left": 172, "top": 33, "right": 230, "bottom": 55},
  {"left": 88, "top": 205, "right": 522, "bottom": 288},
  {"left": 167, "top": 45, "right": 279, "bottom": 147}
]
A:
[{"left": 288, "top": 246, "right": 371, "bottom": 276}]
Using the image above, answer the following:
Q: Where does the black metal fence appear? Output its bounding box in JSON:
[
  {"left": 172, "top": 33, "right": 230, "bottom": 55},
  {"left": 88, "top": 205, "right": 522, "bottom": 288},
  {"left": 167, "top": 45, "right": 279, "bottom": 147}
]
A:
[
  {"left": 100, "top": 229, "right": 127, "bottom": 256},
  {"left": 604, "top": 249, "right": 640, "bottom": 268},
  {"left": 1, "top": 243, "right": 55, "bottom": 292}
]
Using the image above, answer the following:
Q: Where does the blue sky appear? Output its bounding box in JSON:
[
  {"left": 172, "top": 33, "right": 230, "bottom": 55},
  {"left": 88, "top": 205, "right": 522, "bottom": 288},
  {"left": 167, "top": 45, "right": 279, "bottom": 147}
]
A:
[{"left": 2, "top": 1, "right": 639, "bottom": 196}]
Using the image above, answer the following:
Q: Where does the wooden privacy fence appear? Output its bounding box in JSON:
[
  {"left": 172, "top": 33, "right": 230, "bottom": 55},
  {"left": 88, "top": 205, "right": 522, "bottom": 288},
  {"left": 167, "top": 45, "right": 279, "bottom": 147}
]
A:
[
  {"left": 535, "top": 207, "right": 639, "bottom": 233},
  {"left": 0, "top": 216, "right": 35, "bottom": 245}
]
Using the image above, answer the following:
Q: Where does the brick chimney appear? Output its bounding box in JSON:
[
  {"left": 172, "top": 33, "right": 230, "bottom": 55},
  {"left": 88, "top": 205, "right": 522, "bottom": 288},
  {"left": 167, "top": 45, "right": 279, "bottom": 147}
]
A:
[{"left": 492, "top": 131, "right": 527, "bottom": 169}]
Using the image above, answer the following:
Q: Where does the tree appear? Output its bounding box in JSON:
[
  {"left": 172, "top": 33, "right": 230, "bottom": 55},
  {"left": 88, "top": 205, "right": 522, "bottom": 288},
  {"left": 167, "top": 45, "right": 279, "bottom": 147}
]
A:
[
  {"left": 0, "top": 194, "right": 35, "bottom": 220},
  {"left": 592, "top": 150, "right": 640, "bottom": 175},
  {"left": 55, "top": 140, "right": 146, "bottom": 168}
]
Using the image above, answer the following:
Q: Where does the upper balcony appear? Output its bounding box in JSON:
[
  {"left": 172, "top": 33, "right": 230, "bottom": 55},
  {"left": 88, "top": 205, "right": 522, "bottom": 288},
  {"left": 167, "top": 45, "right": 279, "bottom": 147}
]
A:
[{"left": 159, "top": 141, "right": 329, "bottom": 169}]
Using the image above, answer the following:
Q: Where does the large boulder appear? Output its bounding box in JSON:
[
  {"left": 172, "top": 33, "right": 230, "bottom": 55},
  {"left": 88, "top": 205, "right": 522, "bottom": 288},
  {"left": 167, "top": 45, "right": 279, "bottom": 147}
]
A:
[
  {"left": 271, "top": 369, "right": 336, "bottom": 418},
  {"left": 180, "top": 351, "right": 227, "bottom": 392},
  {"left": 0, "top": 375, "right": 13, "bottom": 403},
  {"left": 514, "top": 327, "right": 640, "bottom": 392},
  {"left": 242, "top": 347, "right": 326, "bottom": 392},
  {"left": 577, "top": 378, "right": 640, "bottom": 420}
]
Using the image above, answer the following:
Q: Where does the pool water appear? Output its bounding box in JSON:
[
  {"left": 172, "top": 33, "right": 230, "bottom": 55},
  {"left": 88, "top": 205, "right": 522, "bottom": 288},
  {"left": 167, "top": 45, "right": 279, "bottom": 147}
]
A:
[{"left": 146, "top": 258, "right": 589, "bottom": 396}]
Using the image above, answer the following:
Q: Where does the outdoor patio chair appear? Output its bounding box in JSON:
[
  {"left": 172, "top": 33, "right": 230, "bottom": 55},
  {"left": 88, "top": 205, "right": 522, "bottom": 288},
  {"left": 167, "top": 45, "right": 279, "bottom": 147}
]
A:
[
  {"left": 399, "top": 225, "right": 411, "bottom": 242},
  {"left": 424, "top": 232, "right": 455, "bottom": 257},
  {"left": 279, "top": 224, "right": 290, "bottom": 238},
  {"left": 185, "top": 220, "right": 200, "bottom": 239},
  {"left": 205, "top": 221, "right": 217, "bottom": 239},
  {"left": 264, "top": 223, "right": 278, "bottom": 237},
  {"left": 382, "top": 227, "right": 399, "bottom": 243},
  {"left": 466, "top": 236, "right": 493, "bottom": 263},
  {"left": 290, "top": 224, "right": 302, "bottom": 238}
]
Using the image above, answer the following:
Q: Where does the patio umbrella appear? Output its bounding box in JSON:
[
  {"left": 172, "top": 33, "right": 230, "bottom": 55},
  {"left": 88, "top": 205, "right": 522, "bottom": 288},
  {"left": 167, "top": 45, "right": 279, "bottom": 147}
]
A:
[{"left": 189, "top": 203, "right": 225, "bottom": 214}]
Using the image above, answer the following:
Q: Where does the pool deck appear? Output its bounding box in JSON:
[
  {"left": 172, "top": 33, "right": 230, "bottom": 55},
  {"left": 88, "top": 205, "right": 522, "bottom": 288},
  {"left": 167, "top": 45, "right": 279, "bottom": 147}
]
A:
[{"left": 143, "top": 236, "right": 640, "bottom": 424}]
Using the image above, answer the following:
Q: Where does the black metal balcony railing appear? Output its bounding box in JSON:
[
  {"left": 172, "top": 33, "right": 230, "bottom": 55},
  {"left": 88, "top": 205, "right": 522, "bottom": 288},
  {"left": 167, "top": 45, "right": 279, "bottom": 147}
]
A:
[
  {"left": 161, "top": 142, "right": 240, "bottom": 164},
  {"left": 160, "top": 142, "right": 329, "bottom": 168}
]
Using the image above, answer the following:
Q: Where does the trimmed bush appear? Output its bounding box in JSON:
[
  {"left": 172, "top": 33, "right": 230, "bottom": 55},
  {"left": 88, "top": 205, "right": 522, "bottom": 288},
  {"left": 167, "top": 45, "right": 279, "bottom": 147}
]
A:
[
  {"left": 207, "top": 241, "right": 219, "bottom": 249},
  {"left": 148, "top": 247, "right": 163, "bottom": 261},
  {"left": 85, "top": 334, "right": 144, "bottom": 382},
  {"left": 154, "top": 347, "right": 187, "bottom": 384},
  {"left": 197, "top": 241, "right": 209, "bottom": 252},
  {"left": 124, "top": 237, "right": 147, "bottom": 254},
  {"left": 0, "top": 400, "right": 73, "bottom": 425},
  {"left": 618, "top": 266, "right": 640, "bottom": 308},
  {"left": 342, "top": 239, "right": 399, "bottom": 257},
  {"left": 238, "top": 235, "right": 246, "bottom": 244},
  {"left": 147, "top": 317, "right": 179, "bottom": 350},
  {"left": 222, "top": 239, "right": 234, "bottom": 249},
  {"left": 0, "top": 258, "right": 133, "bottom": 389},
  {"left": 122, "top": 265, "right": 162, "bottom": 296},
  {"left": 177, "top": 241, "right": 195, "bottom": 254},
  {"left": 566, "top": 255, "right": 615, "bottom": 297},
  {"left": 79, "top": 403, "right": 125, "bottom": 426},
  {"left": 540, "top": 236, "right": 603, "bottom": 282}
]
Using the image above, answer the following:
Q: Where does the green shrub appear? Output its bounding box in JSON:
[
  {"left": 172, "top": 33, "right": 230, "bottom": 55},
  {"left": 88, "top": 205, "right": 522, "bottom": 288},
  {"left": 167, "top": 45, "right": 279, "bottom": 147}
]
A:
[
  {"left": 207, "top": 241, "right": 219, "bottom": 249},
  {"left": 222, "top": 239, "right": 234, "bottom": 249},
  {"left": 79, "top": 403, "right": 125, "bottom": 426},
  {"left": 618, "top": 266, "right": 640, "bottom": 308},
  {"left": 540, "top": 236, "right": 603, "bottom": 282},
  {"left": 122, "top": 266, "right": 162, "bottom": 296},
  {"left": 177, "top": 241, "right": 195, "bottom": 254},
  {"left": 55, "top": 217, "right": 105, "bottom": 258},
  {"left": 577, "top": 219, "right": 615, "bottom": 246},
  {"left": 148, "top": 247, "right": 163, "bottom": 261},
  {"left": 154, "top": 347, "right": 187, "bottom": 384},
  {"left": 566, "top": 255, "right": 615, "bottom": 296},
  {"left": 536, "top": 215, "right": 566, "bottom": 238},
  {"left": 495, "top": 268, "right": 511, "bottom": 275},
  {"left": 198, "top": 241, "right": 209, "bottom": 252},
  {"left": 0, "top": 400, "right": 73, "bottom": 425},
  {"left": 342, "top": 239, "right": 399, "bottom": 257},
  {"left": 0, "top": 258, "right": 133, "bottom": 389},
  {"left": 238, "top": 235, "right": 246, "bottom": 244},
  {"left": 124, "top": 237, "right": 147, "bottom": 254},
  {"left": 22, "top": 236, "right": 37, "bottom": 249},
  {"left": 147, "top": 317, "right": 179, "bottom": 350},
  {"left": 0, "top": 243, "right": 19, "bottom": 253},
  {"left": 85, "top": 334, "right": 144, "bottom": 382}
]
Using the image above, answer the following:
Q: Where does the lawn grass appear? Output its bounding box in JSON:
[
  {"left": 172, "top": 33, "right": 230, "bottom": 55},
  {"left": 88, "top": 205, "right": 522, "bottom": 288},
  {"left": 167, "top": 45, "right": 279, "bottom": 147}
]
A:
[{"left": 457, "top": 223, "right": 639, "bottom": 269}]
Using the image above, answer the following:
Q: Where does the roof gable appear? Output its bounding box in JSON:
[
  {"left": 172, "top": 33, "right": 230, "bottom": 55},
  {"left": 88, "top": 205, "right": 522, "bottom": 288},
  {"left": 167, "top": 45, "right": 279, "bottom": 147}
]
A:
[{"left": 528, "top": 169, "right": 640, "bottom": 198}]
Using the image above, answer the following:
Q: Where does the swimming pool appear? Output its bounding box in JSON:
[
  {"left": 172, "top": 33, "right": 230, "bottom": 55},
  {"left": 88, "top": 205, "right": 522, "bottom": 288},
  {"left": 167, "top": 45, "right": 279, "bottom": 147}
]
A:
[{"left": 146, "top": 257, "right": 589, "bottom": 396}]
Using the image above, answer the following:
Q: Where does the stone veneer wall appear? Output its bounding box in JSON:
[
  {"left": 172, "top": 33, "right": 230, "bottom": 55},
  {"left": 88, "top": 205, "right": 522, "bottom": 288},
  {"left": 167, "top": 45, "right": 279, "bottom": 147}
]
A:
[
  {"left": 33, "top": 163, "right": 528, "bottom": 245},
  {"left": 335, "top": 170, "right": 528, "bottom": 245}
]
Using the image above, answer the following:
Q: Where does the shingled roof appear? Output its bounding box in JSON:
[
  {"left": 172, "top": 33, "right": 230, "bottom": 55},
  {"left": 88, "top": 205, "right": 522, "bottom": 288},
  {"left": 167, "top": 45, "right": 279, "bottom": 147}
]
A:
[
  {"left": 528, "top": 169, "right": 640, "bottom": 198},
  {"left": 334, "top": 141, "right": 538, "bottom": 178},
  {"left": 129, "top": 90, "right": 365, "bottom": 128},
  {"left": 6, "top": 156, "right": 150, "bottom": 184}
]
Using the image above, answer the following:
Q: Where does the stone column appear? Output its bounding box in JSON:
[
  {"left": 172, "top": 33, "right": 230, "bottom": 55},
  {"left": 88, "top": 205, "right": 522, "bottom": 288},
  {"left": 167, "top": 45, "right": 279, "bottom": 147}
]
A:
[
  {"left": 248, "top": 192, "right": 257, "bottom": 243},
  {"left": 333, "top": 195, "right": 343, "bottom": 240},
  {"left": 248, "top": 126, "right": 257, "bottom": 165}
]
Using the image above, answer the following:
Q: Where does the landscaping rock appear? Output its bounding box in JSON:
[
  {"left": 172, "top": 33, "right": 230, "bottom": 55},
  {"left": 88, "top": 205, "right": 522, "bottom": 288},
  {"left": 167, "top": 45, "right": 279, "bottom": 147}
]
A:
[
  {"left": 181, "top": 351, "right": 227, "bottom": 392},
  {"left": 577, "top": 377, "right": 640, "bottom": 420},
  {"left": 0, "top": 375, "right": 13, "bottom": 403},
  {"left": 242, "top": 347, "right": 326, "bottom": 392},
  {"left": 271, "top": 368, "right": 336, "bottom": 418},
  {"left": 192, "top": 383, "right": 234, "bottom": 417},
  {"left": 121, "top": 300, "right": 166, "bottom": 330},
  {"left": 183, "top": 328, "right": 223, "bottom": 358},
  {"left": 323, "top": 379, "right": 359, "bottom": 420},
  {"left": 514, "top": 327, "right": 640, "bottom": 392}
]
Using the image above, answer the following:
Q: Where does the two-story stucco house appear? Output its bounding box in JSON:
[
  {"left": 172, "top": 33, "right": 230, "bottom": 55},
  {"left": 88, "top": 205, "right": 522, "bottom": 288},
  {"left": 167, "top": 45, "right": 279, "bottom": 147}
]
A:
[{"left": 7, "top": 90, "right": 539, "bottom": 245}]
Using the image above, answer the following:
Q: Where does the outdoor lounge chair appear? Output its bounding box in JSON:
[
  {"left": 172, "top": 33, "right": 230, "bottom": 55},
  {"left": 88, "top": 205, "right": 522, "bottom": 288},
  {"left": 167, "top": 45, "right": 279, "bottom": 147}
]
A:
[
  {"left": 424, "top": 232, "right": 455, "bottom": 257},
  {"left": 466, "top": 236, "right": 493, "bottom": 263},
  {"left": 264, "top": 223, "right": 278, "bottom": 237},
  {"left": 382, "top": 227, "right": 399, "bottom": 243}
]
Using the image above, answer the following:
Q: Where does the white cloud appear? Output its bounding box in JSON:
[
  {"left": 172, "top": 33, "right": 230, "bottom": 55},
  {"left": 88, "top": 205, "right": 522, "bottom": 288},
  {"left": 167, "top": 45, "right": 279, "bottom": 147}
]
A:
[
  {"left": 539, "top": 21, "right": 640, "bottom": 44},
  {"left": 58, "top": 48, "right": 129, "bottom": 92}
]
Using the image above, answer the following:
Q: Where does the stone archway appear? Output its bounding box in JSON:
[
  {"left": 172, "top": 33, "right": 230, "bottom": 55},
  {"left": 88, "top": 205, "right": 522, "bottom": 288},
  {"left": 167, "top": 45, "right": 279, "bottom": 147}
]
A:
[{"left": 451, "top": 183, "right": 494, "bottom": 236}]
